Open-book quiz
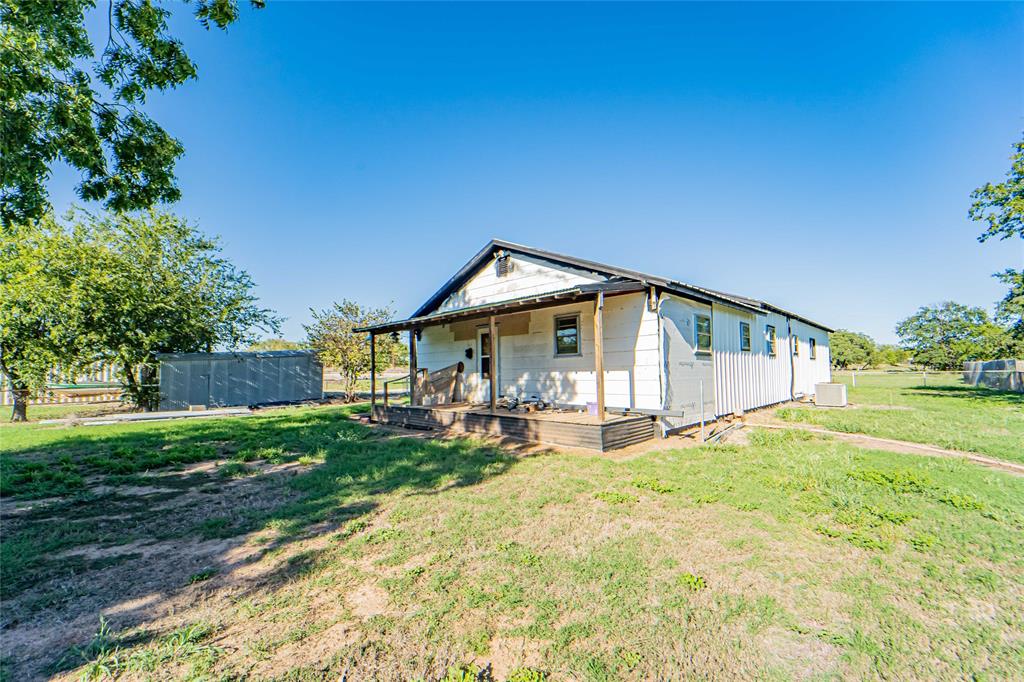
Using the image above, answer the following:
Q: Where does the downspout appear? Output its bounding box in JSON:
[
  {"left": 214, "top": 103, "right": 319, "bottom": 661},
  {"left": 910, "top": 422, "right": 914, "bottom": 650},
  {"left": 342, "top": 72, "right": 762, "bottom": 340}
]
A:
[
  {"left": 651, "top": 286, "right": 670, "bottom": 438},
  {"left": 786, "top": 316, "right": 795, "bottom": 402}
]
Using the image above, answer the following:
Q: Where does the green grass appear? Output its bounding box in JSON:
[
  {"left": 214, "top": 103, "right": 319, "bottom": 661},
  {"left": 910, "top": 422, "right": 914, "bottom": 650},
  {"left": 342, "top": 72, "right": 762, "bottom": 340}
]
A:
[
  {"left": 777, "top": 372, "right": 1024, "bottom": 463},
  {"left": 2, "top": 400, "right": 1022, "bottom": 680}
]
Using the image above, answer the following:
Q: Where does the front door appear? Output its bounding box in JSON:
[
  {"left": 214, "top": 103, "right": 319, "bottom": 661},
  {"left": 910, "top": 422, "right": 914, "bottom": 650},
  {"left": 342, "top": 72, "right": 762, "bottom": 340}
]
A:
[{"left": 477, "top": 327, "right": 495, "bottom": 402}]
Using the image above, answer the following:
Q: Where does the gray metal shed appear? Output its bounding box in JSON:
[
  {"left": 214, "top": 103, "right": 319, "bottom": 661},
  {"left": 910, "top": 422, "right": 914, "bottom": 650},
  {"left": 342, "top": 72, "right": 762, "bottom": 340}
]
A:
[{"left": 157, "top": 350, "right": 323, "bottom": 411}]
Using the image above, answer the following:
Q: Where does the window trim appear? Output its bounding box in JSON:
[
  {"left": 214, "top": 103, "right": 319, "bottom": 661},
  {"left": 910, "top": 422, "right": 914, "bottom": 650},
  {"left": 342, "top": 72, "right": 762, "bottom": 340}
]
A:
[
  {"left": 739, "top": 321, "right": 751, "bottom": 352},
  {"left": 553, "top": 313, "right": 582, "bottom": 357},
  {"left": 694, "top": 313, "right": 712, "bottom": 354},
  {"left": 793, "top": 335, "right": 800, "bottom": 356},
  {"left": 809, "top": 337, "right": 817, "bottom": 360},
  {"left": 766, "top": 325, "right": 777, "bottom": 357}
]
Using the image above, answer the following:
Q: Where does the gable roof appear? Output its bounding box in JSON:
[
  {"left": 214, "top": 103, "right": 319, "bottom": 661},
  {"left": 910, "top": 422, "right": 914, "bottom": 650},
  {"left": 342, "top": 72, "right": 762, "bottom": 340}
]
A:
[{"left": 412, "top": 239, "right": 833, "bottom": 332}]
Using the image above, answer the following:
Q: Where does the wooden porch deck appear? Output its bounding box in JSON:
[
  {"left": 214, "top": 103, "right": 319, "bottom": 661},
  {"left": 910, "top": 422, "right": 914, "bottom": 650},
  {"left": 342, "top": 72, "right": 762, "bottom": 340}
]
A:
[{"left": 371, "top": 403, "right": 656, "bottom": 452}]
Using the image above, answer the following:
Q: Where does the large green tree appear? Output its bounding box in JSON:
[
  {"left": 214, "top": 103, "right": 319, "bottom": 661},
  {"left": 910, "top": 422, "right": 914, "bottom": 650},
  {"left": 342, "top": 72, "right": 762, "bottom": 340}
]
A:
[
  {"left": 968, "top": 133, "right": 1024, "bottom": 354},
  {"left": 969, "top": 133, "right": 1024, "bottom": 242},
  {"left": 304, "top": 300, "right": 402, "bottom": 402},
  {"left": 0, "top": 217, "right": 98, "bottom": 420},
  {"left": 992, "top": 269, "right": 1024, "bottom": 356},
  {"left": 828, "top": 330, "right": 876, "bottom": 370},
  {"left": 895, "top": 302, "right": 1006, "bottom": 370},
  {"left": 0, "top": 0, "right": 263, "bottom": 226},
  {"left": 0, "top": 209, "right": 279, "bottom": 418},
  {"left": 84, "top": 209, "right": 280, "bottom": 409}
]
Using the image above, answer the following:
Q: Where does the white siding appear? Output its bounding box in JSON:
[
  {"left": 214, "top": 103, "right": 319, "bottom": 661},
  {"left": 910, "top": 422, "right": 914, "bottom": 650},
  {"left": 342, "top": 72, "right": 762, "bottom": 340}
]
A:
[
  {"left": 789, "top": 318, "right": 832, "bottom": 397},
  {"left": 415, "top": 293, "right": 661, "bottom": 410},
  {"left": 711, "top": 306, "right": 792, "bottom": 415},
  {"left": 437, "top": 253, "right": 605, "bottom": 312},
  {"left": 712, "top": 306, "right": 831, "bottom": 415}
]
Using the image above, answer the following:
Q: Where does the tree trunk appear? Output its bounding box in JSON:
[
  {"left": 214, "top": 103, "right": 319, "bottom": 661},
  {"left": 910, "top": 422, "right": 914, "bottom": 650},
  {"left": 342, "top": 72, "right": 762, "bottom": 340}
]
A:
[
  {"left": 10, "top": 386, "right": 29, "bottom": 422},
  {"left": 138, "top": 364, "right": 156, "bottom": 411}
]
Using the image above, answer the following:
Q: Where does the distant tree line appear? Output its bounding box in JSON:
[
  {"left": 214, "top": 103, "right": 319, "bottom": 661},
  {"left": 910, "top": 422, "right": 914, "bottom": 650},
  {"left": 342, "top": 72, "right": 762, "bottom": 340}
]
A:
[{"left": 832, "top": 132, "right": 1023, "bottom": 371}]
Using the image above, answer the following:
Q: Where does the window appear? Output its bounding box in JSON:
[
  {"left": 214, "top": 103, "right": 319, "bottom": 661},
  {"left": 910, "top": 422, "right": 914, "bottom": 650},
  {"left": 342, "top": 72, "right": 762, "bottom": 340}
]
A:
[
  {"left": 480, "top": 331, "right": 491, "bottom": 378},
  {"left": 809, "top": 338, "right": 817, "bottom": 360},
  {"left": 765, "top": 325, "right": 777, "bottom": 356},
  {"left": 695, "top": 314, "right": 712, "bottom": 353},
  {"left": 554, "top": 314, "right": 580, "bottom": 356},
  {"left": 793, "top": 336, "right": 800, "bottom": 356},
  {"left": 739, "top": 322, "right": 751, "bottom": 352}
]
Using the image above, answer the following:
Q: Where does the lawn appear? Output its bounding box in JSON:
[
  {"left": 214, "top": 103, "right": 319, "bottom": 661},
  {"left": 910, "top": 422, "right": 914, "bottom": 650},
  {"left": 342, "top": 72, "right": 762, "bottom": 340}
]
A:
[
  {"left": 776, "top": 372, "right": 1024, "bottom": 464},
  {"left": 1, "top": 402, "right": 1022, "bottom": 681}
]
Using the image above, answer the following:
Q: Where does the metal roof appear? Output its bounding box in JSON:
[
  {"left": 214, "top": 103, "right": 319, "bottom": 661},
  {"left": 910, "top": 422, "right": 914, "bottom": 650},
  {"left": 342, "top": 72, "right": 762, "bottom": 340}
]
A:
[{"left": 373, "top": 239, "right": 834, "bottom": 333}]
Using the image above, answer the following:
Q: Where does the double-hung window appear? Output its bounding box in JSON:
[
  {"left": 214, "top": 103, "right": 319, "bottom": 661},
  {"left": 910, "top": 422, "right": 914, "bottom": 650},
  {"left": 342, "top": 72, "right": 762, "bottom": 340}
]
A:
[
  {"left": 766, "top": 325, "right": 777, "bottom": 356},
  {"left": 739, "top": 322, "right": 751, "bottom": 352},
  {"left": 695, "top": 314, "right": 712, "bottom": 354},
  {"left": 554, "top": 314, "right": 580, "bottom": 356},
  {"left": 809, "top": 338, "right": 817, "bottom": 360}
]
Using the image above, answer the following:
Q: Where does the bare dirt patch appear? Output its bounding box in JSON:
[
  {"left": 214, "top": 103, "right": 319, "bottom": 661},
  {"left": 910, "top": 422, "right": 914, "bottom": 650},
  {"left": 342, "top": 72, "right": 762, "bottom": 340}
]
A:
[{"left": 347, "top": 582, "right": 390, "bottom": 619}]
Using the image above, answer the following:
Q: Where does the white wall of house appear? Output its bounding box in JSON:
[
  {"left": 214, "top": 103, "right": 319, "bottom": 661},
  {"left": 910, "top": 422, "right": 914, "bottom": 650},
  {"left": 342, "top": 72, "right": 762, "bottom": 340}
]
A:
[
  {"left": 789, "top": 318, "right": 832, "bottom": 397},
  {"left": 416, "top": 293, "right": 661, "bottom": 410},
  {"left": 659, "top": 293, "right": 716, "bottom": 429},
  {"left": 712, "top": 306, "right": 792, "bottom": 415},
  {"left": 437, "top": 253, "right": 606, "bottom": 312},
  {"left": 415, "top": 249, "right": 833, "bottom": 424}
]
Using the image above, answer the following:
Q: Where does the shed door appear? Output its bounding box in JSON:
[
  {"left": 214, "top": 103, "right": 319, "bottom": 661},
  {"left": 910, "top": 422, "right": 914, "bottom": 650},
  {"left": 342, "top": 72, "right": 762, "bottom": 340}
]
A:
[{"left": 187, "top": 361, "right": 211, "bottom": 407}]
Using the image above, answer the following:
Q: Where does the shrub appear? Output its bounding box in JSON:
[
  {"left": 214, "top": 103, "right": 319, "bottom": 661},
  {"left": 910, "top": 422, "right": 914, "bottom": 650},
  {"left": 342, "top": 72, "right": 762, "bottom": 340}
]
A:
[
  {"left": 677, "top": 572, "right": 707, "bottom": 592},
  {"left": 632, "top": 477, "right": 676, "bottom": 494},
  {"left": 595, "top": 491, "right": 638, "bottom": 505},
  {"left": 909, "top": 533, "right": 937, "bottom": 552},
  {"left": 939, "top": 494, "right": 984, "bottom": 511},
  {"left": 848, "top": 468, "right": 930, "bottom": 494}
]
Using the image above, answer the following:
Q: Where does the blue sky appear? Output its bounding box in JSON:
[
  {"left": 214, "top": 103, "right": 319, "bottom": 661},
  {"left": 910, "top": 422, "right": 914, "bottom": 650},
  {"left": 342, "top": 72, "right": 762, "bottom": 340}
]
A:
[{"left": 50, "top": 2, "right": 1023, "bottom": 344}]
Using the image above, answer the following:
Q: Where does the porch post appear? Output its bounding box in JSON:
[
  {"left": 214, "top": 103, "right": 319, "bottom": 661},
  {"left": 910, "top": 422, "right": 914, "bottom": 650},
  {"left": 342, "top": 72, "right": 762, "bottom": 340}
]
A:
[
  {"left": 488, "top": 315, "right": 498, "bottom": 412},
  {"left": 409, "top": 329, "right": 418, "bottom": 406},
  {"left": 594, "top": 291, "right": 606, "bottom": 421},
  {"left": 369, "top": 333, "right": 376, "bottom": 420}
]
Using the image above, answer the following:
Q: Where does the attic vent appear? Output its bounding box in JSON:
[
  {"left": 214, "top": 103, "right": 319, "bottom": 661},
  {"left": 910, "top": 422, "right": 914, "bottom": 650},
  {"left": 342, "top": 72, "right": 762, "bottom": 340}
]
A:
[{"left": 495, "top": 251, "right": 513, "bottom": 277}]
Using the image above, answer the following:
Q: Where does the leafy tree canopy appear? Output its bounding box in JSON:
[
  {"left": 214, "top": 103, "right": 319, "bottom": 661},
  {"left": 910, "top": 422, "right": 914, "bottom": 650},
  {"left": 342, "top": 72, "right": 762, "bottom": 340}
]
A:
[
  {"left": 247, "top": 339, "right": 307, "bottom": 352},
  {"left": 969, "top": 133, "right": 1024, "bottom": 242},
  {"left": 895, "top": 301, "right": 1007, "bottom": 370},
  {"left": 304, "top": 300, "right": 401, "bottom": 402},
  {"left": 0, "top": 209, "right": 279, "bottom": 418},
  {"left": 993, "top": 269, "right": 1024, "bottom": 355},
  {"left": 870, "top": 344, "right": 911, "bottom": 368},
  {"left": 84, "top": 209, "right": 280, "bottom": 408},
  {"left": 0, "top": 216, "right": 100, "bottom": 420},
  {"left": 828, "top": 330, "right": 876, "bottom": 370},
  {"left": 0, "top": 0, "right": 263, "bottom": 226}
]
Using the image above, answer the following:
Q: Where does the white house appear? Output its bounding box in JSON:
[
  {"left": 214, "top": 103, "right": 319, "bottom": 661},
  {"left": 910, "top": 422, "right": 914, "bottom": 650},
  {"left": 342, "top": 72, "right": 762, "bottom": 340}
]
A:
[{"left": 359, "top": 240, "right": 832, "bottom": 450}]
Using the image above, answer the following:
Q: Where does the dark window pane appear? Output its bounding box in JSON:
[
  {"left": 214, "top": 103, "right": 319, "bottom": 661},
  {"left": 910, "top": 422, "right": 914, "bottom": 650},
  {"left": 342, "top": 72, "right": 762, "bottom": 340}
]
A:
[
  {"left": 695, "top": 315, "right": 712, "bottom": 351},
  {"left": 555, "top": 317, "right": 579, "bottom": 355}
]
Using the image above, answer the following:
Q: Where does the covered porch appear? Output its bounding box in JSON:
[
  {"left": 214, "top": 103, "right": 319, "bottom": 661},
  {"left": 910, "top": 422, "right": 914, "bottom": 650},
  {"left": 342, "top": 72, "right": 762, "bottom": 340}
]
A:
[{"left": 358, "top": 281, "right": 660, "bottom": 452}]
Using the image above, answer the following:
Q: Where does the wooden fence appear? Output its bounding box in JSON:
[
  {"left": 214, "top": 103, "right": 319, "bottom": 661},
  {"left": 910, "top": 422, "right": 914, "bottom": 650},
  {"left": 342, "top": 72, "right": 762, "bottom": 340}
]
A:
[{"left": 0, "top": 362, "right": 124, "bottom": 406}]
